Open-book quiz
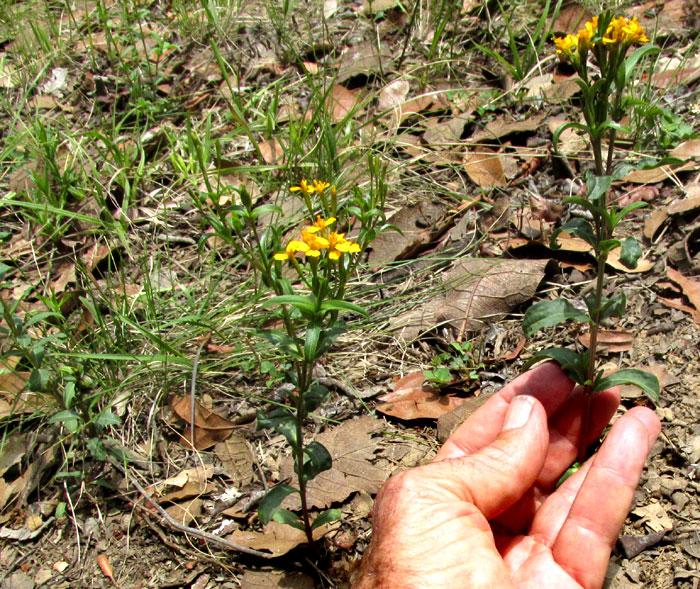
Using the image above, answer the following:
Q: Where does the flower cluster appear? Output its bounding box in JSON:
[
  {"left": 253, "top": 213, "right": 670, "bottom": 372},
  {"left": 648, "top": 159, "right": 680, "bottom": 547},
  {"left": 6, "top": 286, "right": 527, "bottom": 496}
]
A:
[
  {"left": 290, "top": 179, "right": 332, "bottom": 195},
  {"left": 274, "top": 215, "right": 360, "bottom": 262},
  {"left": 554, "top": 15, "right": 648, "bottom": 61}
]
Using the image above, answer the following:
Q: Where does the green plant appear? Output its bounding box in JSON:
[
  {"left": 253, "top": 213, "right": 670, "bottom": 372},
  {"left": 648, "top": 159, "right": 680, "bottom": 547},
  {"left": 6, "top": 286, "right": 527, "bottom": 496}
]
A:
[
  {"left": 523, "top": 13, "right": 660, "bottom": 462},
  {"left": 189, "top": 173, "right": 390, "bottom": 545},
  {"left": 423, "top": 341, "right": 483, "bottom": 387},
  {"left": 474, "top": 0, "right": 564, "bottom": 82}
]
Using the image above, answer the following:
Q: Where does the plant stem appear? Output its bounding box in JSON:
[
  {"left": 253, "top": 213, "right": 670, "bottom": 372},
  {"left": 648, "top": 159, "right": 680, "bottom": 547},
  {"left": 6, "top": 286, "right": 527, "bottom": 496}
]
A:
[{"left": 295, "top": 363, "right": 315, "bottom": 546}]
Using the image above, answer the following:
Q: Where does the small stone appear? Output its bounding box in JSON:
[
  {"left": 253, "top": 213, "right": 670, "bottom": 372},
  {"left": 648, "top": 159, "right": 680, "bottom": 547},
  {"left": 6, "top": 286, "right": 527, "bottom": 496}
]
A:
[{"left": 671, "top": 491, "right": 689, "bottom": 511}]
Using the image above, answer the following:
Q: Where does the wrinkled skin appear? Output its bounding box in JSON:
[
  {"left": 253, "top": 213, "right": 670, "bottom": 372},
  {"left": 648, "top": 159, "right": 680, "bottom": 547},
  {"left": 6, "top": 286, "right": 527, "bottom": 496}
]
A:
[{"left": 353, "top": 363, "right": 661, "bottom": 589}]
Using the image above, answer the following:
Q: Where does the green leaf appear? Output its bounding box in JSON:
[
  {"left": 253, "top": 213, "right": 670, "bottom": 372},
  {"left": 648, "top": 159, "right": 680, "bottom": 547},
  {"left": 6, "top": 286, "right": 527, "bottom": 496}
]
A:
[
  {"left": 585, "top": 172, "right": 612, "bottom": 203},
  {"left": 316, "top": 321, "right": 347, "bottom": 357},
  {"left": 256, "top": 329, "right": 303, "bottom": 360},
  {"left": 28, "top": 369, "right": 49, "bottom": 392},
  {"left": 264, "top": 295, "right": 317, "bottom": 316},
  {"left": 320, "top": 299, "right": 369, "bottom": 318},
  {"left": 552, "top": 121, "right": 588, "bottom": 153},
  {"left": 304, "top": 324, "right": 321, "bottom": 362},
  {"left": 298, "top": 441, "right": 332, "bottom": 481},
  {"left": 619, "top": 236, "right": 642, "bottom": 269},
  {"left": 48, "top": 410, "right": 79, "bottom": 432},
  {"left": 585, "top": 292, "right": 627, "bottom": 320},
  {"left": 63, "top": 381, "right": 76, "bottom": 409},
  {"left": 256, "top": 408, "right": 294, "bottom": 431},
  {"left": 0, "top": 262, "right": 12, "bottom": 280},
  {"left": 258, "top": 484, "right": 298, "bottom": 525},
  {"left": 424, "top": 367, "right": 452, "bottom": 384},
  {"left": 556, "top": 462, "right": 581, "bottom": 487},
  {"left": 303, "top": 384, "right": 329, "bottom": 412},
  {"left": 623, "top": 44, "right": 660, "bottom": 82},
  {"left": 523, "top": 299, "right": 589, "bottom": 337},
  {"left": 522, "top": 348, "right": 588, "bottom": 385},
  {"left": 250, "top": 204, "right": 283, "bottom": 218},
  {"left": 592, "top": 369, "right": 659, "bottom": 403},
  {"left": 272, "top": 509, "right": 305, "bottom": 530},
  {"left": 95, "top": 411, "right": 121, "bottom": 427},
  {"left": 312, "top": 508, "right": 341, "bottom": 530},
  {"left": 87, "top": 438, "right": 107, "bottom": 460},
  {"left": 560, "top": 218, "right": 597, "bottom": 249}
]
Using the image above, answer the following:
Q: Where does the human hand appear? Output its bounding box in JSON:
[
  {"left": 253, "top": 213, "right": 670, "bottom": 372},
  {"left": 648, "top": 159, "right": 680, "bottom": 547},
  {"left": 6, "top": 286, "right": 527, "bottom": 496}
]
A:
[{"left": 353, "top": 362, "right": 661, "bottom": 589}]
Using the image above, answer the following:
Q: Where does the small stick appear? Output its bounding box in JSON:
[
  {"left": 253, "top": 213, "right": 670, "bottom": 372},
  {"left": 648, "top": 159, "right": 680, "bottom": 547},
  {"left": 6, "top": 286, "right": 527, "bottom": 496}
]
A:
[{"left": 107, "top": 456, "right": 274, "bottom": 559}]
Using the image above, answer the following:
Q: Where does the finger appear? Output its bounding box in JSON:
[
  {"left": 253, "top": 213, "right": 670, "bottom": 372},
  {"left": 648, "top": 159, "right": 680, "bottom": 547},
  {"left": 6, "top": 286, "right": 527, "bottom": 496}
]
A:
[
  {"left": 490, "top": 386, "right": 620, "bottom": 535},
  {"left": 436, "top": 362, "right": 575, "bottom": 461},
  {"left": 539, "top": 407, "right": 661, "bottom": 588},
  {"left": 429, "top": 395, "right": 550, "bottom": 519}
]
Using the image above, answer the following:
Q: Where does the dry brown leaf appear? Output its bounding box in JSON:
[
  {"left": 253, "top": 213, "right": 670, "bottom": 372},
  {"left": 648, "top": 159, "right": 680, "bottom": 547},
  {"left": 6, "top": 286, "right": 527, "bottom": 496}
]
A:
[
  {"left": 461, "top": 0, "right": 480, "bottom": 12},
  {"left": 280, "top": 416, "right": 388, "bottom": 510},
  {"left": 578, "top": 330, "right": 635, "bottom": 352},
  {"left": 629, "top": 0, "right": 687, "bottom": 37},
  {"left": 337, "top": 42, "right": 393, "bottom": 84},
  {"left": 644, "top": 208, "right": 669, "bottom": 240},
  {"left": 649, "top": 54, "right": 700, "bottom": 89},
  {"left": 375, "top": 372, "right": 467, "bottom": 420},
  {"left": 82, "top": 243, "right": 113, "bottom": 273},
  {"left": 170, "top": 396, "right": 236, "bottom": 450},
  {"left": 362, "top": 0, "right": 400, "bottom": 13},
  {"left": 463, "top": 148, "right": 507, "bottom": 188},
  {"left": 666, "top": 268, "right": 700, "bottom": 320},
  {"left": 377, "top": 79, "right": 409, "bottom": 115},
  {"left": 165, "top": 498, "right": 203, "bottom": 526},
  {"left": 606, "top": 247, "right": 654, "bottom": 273},
  {"left": 621, "top": 161, "right": 696, "bottom": 184},
  {"left": 553, "top": 3, "right": 593, "bottom": 33},
  {"left": 548, "top": 118, "right": 587, "bottom": 156},
  {"left": 327, "top": 85, "right": 359, "bottom": 122},
  {"left": 367, "top": 201, "right": 447, "bottom": 266},
  {"left": 667, "top": 183, "right": 700, "bottom": 214},
  {"left": 671, "top": 140, "right": 700, "bottom": 160},
  {"left": 258, "top": 138, "right": 284, "bottom": 164},
  {"left": 214, "top": 434, "right": 254, "bottom": 486},
  {"left": 49, "top": 262, "right": 76, "bottom": 294},
  {"left": 389, "top": 258, "right": 547, "bottom": 341},
  {"left": 227, "top": 521, "right": 337, "bottom": 557},
  {"left": 470, "top": 113, "right": 545, "bottom": 143}
]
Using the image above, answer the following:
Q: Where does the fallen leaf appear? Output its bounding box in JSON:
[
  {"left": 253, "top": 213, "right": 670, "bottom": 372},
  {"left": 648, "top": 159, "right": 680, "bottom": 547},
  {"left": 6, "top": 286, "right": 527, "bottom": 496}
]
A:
[
  {"left": 463, "top": 148, "right": 507, "bottom": 188},
  {"left": 327, "top": 84, "right": 359, "bottom": 122},
  {"left": 470, "top": 113, "right": 545, "bottom": 143},
  {"left": 671, "top": 140, "right": 700, "bottom": 160},
  {"left": 389, "top": 258, "right": 548, "bottom": 341},
  {"left": 258, "top": 138, "right": 284, "bottom": 164},
  {"left": 578, "top": 330, "right": 635, "bottom": 352},
  {"left": 666, "top": 183, "right": 700, "bottom": 214},
  {"left": 165, "top": 498, "right": 203, "bottom": 525},
  {"left": 362, "top": 0, "right": 400, "bottom": 13},
  {"left": 631, "top": 502, "right": 673, "bottom": 533},
  {"left": 648, "top": 54, "right": 700, "bottom": 89},
  {"left": 622, "top": 161, "right": 696, "bottom": 184},
  {"left": 606, "top": 247, "right": 654, "bottom": 273},
  {"left": 374, "top": 372, "right": 468, "bottom": 420},
  {"left": 227, "top": 521, "right": 337, "bottom": 557},
  {"left": 377, "top": 79, "right": 410, "bottom": 115},
  {"left": 553, "top": 4, "right": 593, "bottom": 33},
  {"left": 280, "top": 416, "right": 388, "bottom": 510},
  {"left": 337, "top": 42, "right": 393, "bottom": 83},
  {"left": 548, "top": 118, "right": 587, "bottom": 155},
  {"left": 214, "top": 434, "right": 254, "bottom": 486},
  {"left": 644, "top": 208, "right": 668, "bottom": 240},
  {"left": 170, "top": 396, "right": 236, "bottom": 450},
  {"left": 666, "top": 268, "right": 700, "bottom": 317}
]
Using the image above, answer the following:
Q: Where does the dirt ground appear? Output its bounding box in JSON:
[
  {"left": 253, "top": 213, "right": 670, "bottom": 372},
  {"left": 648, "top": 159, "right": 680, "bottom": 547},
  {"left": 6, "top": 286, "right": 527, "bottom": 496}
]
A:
[{"left": 1, "top": 0, "right": 700, "bottom": 587}]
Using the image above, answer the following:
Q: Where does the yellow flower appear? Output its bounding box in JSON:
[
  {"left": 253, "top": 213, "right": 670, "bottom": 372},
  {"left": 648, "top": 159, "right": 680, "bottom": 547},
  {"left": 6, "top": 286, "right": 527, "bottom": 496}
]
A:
[
  {"left": 290, "top": 179, "right": 315, "bottom": 194},
  {"left": 274, "top": 239, "right": 309, "bottom": 261},
  {"left": 554, "top": 34, "right": 579, "bottom": 58},
  {"left": 603, "top": 16, "right": 626, "bottom": 44},
  {"left": 327, "top": 232, "right": 360, "bottom": 260},
  {"left": 577, "top": 17, "right": 597, "bottom": 49},
  {"left": 306, "top": 215, "right": 336, "bottom": 234},
  {"left": 312, "top": 180, "right": 331, "bottom": 193},
  {"left": 301, "top": 229, "right": 329, "bottom": 257},
  {"left": 621, "top": 17, "right": 648, "bottom": 44}
]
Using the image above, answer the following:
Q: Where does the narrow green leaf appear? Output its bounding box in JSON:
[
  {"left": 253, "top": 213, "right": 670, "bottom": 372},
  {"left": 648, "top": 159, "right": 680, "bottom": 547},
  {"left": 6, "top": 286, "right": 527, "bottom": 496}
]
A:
[
  {"left": 256, "top": 408, "right": 294, "bottom": 431},
  {"left": 523, "top": 299, "right": 589, "bottom": 337},
  {"left": 593, "top": 369, "right": 659, "bottom": 403},
  {"left": 304, "top": 324, "right": 321, "bottom": 362},
  {"left": 320, "top": 299, "right": 369, "bottom": 318},
  {"left": 63, "top": 381, "right": 76, "bottom": 409},
  {"left": 585, "top": 172, "right": 613, "bottom": 202},
  {"left": 561, "top": 218, "right": 597, "bottom": 249},
  {"left": 312, "top": 508, "right": 341, "bottom": 530},
  {"left": 552, "top": 122, "right": 587, "bottom": 152},
  {"left": 264, "top": 295, "right": 316, "bottom": 315},
  {"left": 623, "top": 45, "right": 660, "bottom": 81},
  {"left": 258, "top": 484, "right": 298, "bottom": 525},
  {"left": 619, "top": 236, "right": 642, "bottom": 269},
  {"left": 48, "top": 409, "right": 80, "bottom": 424},
  {"left": 28, "top": 368, "right": 49, "bottom": 392}
]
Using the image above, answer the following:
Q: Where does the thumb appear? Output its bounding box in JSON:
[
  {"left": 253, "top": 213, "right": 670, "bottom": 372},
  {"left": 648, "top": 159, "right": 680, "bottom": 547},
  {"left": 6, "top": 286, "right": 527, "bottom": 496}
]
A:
[{"left": 433, "top": 395, "right": 550, "bottom": 519}]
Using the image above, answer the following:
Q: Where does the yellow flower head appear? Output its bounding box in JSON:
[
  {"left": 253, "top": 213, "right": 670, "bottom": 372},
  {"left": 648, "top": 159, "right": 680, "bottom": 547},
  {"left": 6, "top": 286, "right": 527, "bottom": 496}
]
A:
[
  {"left": 312, "top": 180, "right": 331, "bottom": 193},
  {"left": 327, "top": 232, "right": 361, "bottom": 260},
  {"left": 577, "top": 17, "right": 597, "bottom": 50},
  {"left": 554, "top": 34, "right": 579, "bottom": 58},
  {"left": 621, "top": 17, "right": 649, "bottom": 44},
  {"left": 290, "top": 179, "right": 315, "bottom": 194},
  {"left": 301, "top": 229, "right": 329, "bottom": 257},
  {"left": 274, "top": 239, "right": 309, "bottom": 261},
  {"left": 306, "top": 216, "right": 336, "bottom": 234}
]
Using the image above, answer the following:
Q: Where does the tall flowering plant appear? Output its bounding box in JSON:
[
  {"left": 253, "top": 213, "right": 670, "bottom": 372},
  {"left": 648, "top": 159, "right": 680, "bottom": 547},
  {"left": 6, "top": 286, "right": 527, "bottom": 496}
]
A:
[{"left": 523, "top": 13, "right": 660, "bottom": 462}]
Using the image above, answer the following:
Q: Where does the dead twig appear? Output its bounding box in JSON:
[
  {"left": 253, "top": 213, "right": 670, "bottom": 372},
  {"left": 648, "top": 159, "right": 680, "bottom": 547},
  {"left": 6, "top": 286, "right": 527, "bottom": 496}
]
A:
[{"left": 107, "top": 456, "right": 274, "bottom": 559}]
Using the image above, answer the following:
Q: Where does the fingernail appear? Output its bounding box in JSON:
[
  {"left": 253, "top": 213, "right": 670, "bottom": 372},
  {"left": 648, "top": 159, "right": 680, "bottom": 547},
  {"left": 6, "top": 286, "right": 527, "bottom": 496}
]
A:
[{"left": 502, "top": 395, "right": 535, "bottom": 431}]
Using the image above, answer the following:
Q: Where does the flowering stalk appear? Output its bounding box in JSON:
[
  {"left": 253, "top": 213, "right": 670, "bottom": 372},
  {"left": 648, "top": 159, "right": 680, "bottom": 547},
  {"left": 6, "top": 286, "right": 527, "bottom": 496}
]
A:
[{"left": 523, "top": 13, "right": 660, "bottom": 462}]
